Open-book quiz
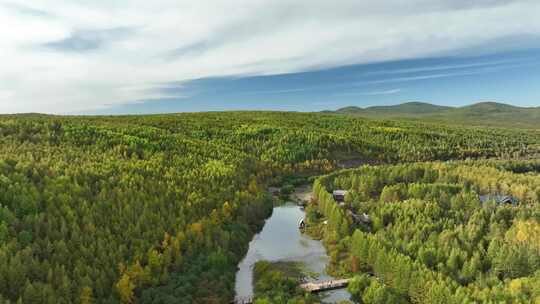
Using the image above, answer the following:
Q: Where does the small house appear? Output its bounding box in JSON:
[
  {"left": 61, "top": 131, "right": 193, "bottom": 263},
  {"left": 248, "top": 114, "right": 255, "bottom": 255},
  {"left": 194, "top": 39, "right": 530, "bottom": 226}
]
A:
[
  {"left": 268, "top": 187, "right": 280, "bottom": 196},
  {"left": 333, "top": 190, "right": 348, "bottom": 202},
  {"left": 479, "top": 194, "right": 518, "bottom": 206}
]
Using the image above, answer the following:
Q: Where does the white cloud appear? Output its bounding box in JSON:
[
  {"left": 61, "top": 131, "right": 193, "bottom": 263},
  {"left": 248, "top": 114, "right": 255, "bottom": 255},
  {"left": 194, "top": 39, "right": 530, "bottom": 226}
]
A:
[
  {"left": 0, "top": 0, "right": 539, "bottom": 113},
  {"left": 0, "top": 90, "right": 14, "bottom": 100}
]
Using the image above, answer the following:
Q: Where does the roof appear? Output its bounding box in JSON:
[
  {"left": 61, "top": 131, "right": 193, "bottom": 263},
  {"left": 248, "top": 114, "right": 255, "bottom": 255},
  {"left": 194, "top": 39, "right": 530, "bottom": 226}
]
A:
[
  {"left": 350, "top": 212, "right": 371, "bottom": 224},
  {"left": 479, "top": 194, "right": 518, "bottom": 205},
  {"left": 333, "top": 190, "right": 348, "bottom": 196}
]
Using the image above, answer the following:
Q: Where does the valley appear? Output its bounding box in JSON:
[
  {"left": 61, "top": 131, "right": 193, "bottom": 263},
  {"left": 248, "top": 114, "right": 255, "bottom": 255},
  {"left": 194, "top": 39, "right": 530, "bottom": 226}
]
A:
[{"left": 0, "top": 112, "right": 538, "bottom": 303}]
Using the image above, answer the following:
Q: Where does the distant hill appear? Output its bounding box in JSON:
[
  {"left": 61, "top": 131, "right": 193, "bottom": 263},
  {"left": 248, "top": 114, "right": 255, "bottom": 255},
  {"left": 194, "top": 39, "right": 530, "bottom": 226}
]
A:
[
  {"left": 332, "top": 102, "right": 540, "bottom": 128},
  {"left": 337, "top": 102, "right": 452, "bottom": 116}
]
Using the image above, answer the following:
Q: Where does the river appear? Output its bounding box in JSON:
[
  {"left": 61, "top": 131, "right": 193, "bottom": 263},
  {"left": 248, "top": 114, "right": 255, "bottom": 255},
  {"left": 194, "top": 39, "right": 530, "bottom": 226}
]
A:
[{"left": 234, "top": 203, "right": 352, "bottom": 303}]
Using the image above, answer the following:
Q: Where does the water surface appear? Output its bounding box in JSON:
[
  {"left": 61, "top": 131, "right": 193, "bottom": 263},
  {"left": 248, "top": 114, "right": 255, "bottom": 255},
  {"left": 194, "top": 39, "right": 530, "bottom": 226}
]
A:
[{"left": 234, "top": 204, "right": 351, "bottom": 302}]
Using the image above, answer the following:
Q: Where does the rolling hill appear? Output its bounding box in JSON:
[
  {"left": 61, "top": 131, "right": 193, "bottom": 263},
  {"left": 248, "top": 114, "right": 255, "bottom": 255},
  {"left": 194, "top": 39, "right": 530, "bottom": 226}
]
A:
[{"left": 332, "top": 101, "right": 540, "bottom": 128}]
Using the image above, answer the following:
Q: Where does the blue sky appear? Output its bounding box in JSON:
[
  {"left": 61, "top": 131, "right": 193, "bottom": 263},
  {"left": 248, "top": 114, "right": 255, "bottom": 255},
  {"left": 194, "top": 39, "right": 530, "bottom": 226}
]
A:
[
  {"left": 1, "top": 1, "right": 539, "bottom": 114},
  {"left": 91, "top": 49, "right": 540, "bottom": 114}
]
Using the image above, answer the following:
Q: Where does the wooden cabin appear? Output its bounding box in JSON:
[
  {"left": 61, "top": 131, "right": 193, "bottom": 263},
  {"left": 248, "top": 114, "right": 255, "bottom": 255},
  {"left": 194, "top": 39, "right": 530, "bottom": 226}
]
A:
[{"left": 332, "top": 190, "right": 348, "bottom": 202}]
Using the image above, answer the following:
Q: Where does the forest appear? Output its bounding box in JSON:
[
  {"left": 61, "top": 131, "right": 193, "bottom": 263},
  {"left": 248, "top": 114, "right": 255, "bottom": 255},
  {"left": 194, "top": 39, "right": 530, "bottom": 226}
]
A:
[
  {"left": 309, "top": 161, "right": 540, "bottom": 303},
  {"left": 0, "top": 112, "right": 539, "bottom": 303}
]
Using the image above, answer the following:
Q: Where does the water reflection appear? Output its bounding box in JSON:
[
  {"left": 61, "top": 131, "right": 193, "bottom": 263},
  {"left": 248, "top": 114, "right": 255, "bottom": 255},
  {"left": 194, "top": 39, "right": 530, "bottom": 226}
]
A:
[{"left": 234, "top": 204, "right": 351, "bottom": 303}]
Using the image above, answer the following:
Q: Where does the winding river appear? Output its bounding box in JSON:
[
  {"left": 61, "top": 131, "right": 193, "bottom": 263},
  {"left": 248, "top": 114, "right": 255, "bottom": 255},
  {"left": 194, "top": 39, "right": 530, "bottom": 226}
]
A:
[{"left": 234, "top": 203, "right": 352, "bottom": 303}]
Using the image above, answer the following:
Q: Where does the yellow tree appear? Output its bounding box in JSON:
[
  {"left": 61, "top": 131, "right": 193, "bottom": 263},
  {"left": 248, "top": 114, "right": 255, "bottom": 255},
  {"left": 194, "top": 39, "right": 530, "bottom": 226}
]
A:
[
  {"left": 116, "top": 274, "right": 135, "bottom": 304},
  {"left": 80, "top": 287, "right": 93, "bottom": 304}
]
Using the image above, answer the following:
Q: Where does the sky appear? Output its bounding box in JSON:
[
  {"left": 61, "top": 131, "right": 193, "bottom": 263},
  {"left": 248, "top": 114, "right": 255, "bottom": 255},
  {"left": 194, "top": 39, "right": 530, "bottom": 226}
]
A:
[{"left": 1, "top": 0, "right": 540, "bottom": 114}]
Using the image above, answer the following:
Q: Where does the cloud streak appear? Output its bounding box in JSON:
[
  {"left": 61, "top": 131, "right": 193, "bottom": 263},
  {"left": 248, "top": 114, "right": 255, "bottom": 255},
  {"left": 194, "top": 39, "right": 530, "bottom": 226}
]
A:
[
  {"left": 364, "top": 59, "right": 524, "bottom": 76},
  {"left": 42, "top": 27, "right": 137, "bottom": 53},
  {"left": 0, "top": 0, "right": 539, "bottom": 113},
  {"left": 2, "top": 2, "right": 52, "bottom": 17}
]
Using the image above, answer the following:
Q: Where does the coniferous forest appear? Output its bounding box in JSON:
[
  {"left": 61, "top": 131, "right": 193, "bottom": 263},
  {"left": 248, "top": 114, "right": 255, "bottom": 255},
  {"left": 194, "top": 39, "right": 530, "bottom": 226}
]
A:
[
  {"left": 310, "top": 162, "right": 540, "bottom": 303},
  {"left": 0, "top": 112, "right": 539, "bottom": 303}
]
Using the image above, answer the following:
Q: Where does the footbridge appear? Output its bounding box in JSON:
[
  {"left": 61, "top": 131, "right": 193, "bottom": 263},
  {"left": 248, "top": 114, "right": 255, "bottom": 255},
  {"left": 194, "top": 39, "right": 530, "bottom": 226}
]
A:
[
  {"left": 232, "top": 278, "right": 350, "bottom": 303},
  {"left": 300, "top": 278, "right": 350, "bottom": 293}
]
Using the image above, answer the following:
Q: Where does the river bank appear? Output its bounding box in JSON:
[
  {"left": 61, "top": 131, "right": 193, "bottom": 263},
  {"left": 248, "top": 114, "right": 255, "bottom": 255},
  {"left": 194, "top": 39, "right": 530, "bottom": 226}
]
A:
[{"left": 234, "top": 203, "right": 352, "bottom": 303}]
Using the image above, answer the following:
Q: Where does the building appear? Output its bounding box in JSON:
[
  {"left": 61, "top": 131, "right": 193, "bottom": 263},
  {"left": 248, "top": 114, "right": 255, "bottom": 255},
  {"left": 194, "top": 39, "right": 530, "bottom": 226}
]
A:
[
  {"left": 332, "top": 190, "right": 348, "bottom": 202},
  {"left": 267, "top": 187, "right": 280, "bottom": 196},
  {"left": 350, "top": 211, "right": 371, "bottom": 225},
  {"left": 479, "top": 194, "right": 518, "bottom": 206}
]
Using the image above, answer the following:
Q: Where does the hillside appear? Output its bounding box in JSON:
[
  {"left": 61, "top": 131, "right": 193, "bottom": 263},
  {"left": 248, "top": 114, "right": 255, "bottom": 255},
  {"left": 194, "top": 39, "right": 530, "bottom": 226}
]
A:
[
  {"left": 337, "top": 102, "right": 451, "bottom": 116},
  {"left": 311, "top": 161, "right": 540, "bottom": 303},
  {"left": 0, "top": 112, "right": 539, "bottom": 303},
  {"left": 333, "top": 102, "right": 540, "bottom": 128}
]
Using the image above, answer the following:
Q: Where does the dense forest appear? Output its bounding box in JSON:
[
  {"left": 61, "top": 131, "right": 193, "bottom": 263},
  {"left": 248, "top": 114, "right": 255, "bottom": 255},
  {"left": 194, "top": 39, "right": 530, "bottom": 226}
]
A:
[
  {"left": 0, "top": 112, "right": 539, "bottom": 303},
  {"left": 308, "top": 161, "right": 540, "bottom": 303}
]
